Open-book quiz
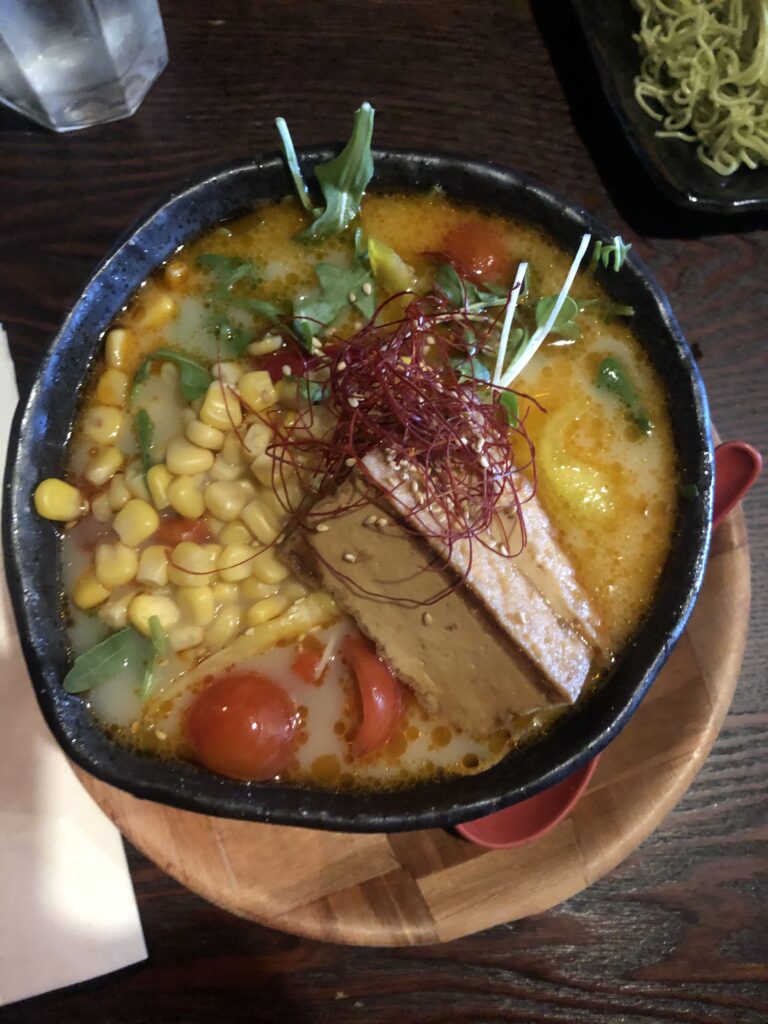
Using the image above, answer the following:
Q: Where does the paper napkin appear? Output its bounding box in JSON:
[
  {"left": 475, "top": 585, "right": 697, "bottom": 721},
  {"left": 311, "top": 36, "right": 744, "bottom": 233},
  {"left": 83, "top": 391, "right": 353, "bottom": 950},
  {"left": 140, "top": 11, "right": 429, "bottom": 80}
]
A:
[{"left": 0, "top": 326, "right": 147, "bottom": 1006}]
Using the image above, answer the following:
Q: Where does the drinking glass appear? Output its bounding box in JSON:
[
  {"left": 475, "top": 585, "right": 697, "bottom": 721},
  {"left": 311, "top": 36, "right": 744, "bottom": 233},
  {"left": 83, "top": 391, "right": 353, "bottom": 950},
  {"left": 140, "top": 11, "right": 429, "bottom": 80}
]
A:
[{"left": 0, "top": 0, "right": 167, "bottom": 132}]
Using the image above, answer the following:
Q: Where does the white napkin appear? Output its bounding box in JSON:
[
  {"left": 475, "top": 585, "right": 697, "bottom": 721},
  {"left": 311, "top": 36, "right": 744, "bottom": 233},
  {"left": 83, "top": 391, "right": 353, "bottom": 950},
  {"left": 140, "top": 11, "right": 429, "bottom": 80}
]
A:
[{"left": 0, "top": 327, "right": 147, "bottom": 1007}]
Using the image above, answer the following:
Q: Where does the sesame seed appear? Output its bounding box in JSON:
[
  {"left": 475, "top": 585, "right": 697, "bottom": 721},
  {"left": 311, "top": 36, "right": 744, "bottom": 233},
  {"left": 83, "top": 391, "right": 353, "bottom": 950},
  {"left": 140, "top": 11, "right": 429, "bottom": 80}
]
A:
[
  {"left": 345, "top": 457, "right": 356, "bottom": 467},
  {"left": 348, "top": 291, "right": 357, "bottom": 304},
  {"left": 155, "top": 730, "right": 167, "bottom": 741},
  {"left": 500, "top": 544, "right": 510, "bottom": 556},
  {"left": 337, "top": 360, "right": 347, "bottom": 371},
  {"left": 363, "top": 514, "right": 378, "bottom": 526},
  {"left": 425, "top": 334, "right": 436, "bottom": 345},
  {"left": 362, "top": 282, "right": 373, "bottom": 295},
  {"left": 376, "top": 516, "right": 388, "bottom": 528},
  {"left": 348, "top": 397, "right": 359, "bottom": 408},
  {"left": 342, "top": 551, "right": 357, "bottom": 563},
  {"left": 315, "top": 523, "right": 330, "bottom": 533},
  {"left": 479, "top": 454, "right": 490, "bottom": 469},
  {"left": 282, "top": 364, "right": 291, "bottom": 376},
  {"left": 422, "top": 612, "right": 433, "bottom": 626}
]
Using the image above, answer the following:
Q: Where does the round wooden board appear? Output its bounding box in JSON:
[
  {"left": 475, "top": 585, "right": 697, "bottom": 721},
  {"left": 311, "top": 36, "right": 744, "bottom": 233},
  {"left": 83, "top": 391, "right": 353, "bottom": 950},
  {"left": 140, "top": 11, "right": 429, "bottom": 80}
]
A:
[{"left": 75, "top": 507, "right": 750, "bottom": 947}]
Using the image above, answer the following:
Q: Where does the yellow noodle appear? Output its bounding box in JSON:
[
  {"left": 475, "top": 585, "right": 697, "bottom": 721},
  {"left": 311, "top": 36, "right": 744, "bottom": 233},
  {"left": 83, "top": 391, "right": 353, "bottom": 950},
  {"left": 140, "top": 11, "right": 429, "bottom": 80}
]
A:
[{"left": 632, "top": 0, "right": 768, "bottom": 174}]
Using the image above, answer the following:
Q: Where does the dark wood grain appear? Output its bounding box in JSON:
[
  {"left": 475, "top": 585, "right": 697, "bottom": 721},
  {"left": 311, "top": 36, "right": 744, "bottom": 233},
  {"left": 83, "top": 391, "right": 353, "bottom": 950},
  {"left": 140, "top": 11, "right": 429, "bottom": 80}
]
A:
[{"left": 1, "top": 1, "right": 765, "bottom": 1021}]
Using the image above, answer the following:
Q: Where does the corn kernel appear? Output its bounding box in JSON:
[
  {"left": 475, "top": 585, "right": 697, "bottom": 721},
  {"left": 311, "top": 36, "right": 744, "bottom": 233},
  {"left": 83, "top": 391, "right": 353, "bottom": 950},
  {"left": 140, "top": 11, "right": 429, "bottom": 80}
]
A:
[
  {"left": 239, "top": 371, "right": 277, "bottom": 412},
  {"left": 164, "top": 259, "right": 190, "bottom": 290},
  {"left": 139, "top": 289, "right": 177, "bottom": 330},
  {"left": 245, "top": 593, "right": 292, "bottom": 627},
  {"left": 209, "top": 456, "right": 244, "bottom": 482},
  {"left": 203, "top": 514, "right": 224, "bottom": 538},
  {"left": 220, "top": 433, "right": 245, "bottom": 466},
  {"left": 251, "top": 548, "right": 290, "bottom": 584},
  {"left": 90, "top": 491, "right": 113, "bottom": 523},
  {"left": 212, "top": 361, "right": 244, "bottom": 386},
  {"left": 34, "top": 479, "right": 86, "bottom": 522},
  {"left": 136, "top": 545, "right": 170, "bottom": 587},
  {"left": 99, "top": 590, "right": 135, "bottom": 630},
  {"left": 242, "top": 420, "right": 272, "bottom": 458},
  {"left": 218, "top": 520, "right": 252, "bottom": 545},
  {"left": 247, "top": 334, "right": 282, "bottom": 357},
  {"left": 240, "top": 577, "right": 278, "bottom": 602},
  {"left": 146, "top": 464, "right": 172, "bottom": 510},
  {"left": 218, "top": 543, "right": 256, "bottom": 583},
  {"left": 211, "top": 582, "right": 240, "bottom": 606},
  {"left": 124, "top": 459, "right": 151, "bottom": 501},
  {"left": 168, "top": 624, "right": 204, "bottom": 652},
  {"left": 95, "top": 368, "right": 129, "bottom": 408},
  {"left": 105, "top": 328, "right": 134, "bottom": 370},
  {"left": 167, "top": 476, "right": 205, "bottom": 519},
  {"left": 200, "top": 381, "right": 243, "bottom": 431},
  {"left": 95, "top": 542, "right": 138, "bottom": 589},
  {"left": 72, "top": 569, "right": 110, "bottom": 610},
  {"left": 185, "top": 419, "right": 225, "bottom": 451},
  {"left": 203, "top": 605, "right": 242, "bottom": 648},
  {"left": 177, "top": 586, "right": 215, "bottom": 626},
  {"left": 275, "top": 377, "right": 299, "bottom": 408},
  {"left": 168, "top": 541, "right": 219, "bottom": 587},
  {"left": 165, "top": 435, "right": 215, "bottom": 476},
  {"left": 241, "top": 499, "right": 281, "bottom": 544},
  {"left": 128, "top": 594, "right": 180, "bottom": 635},
  {"left": 84, "top": 445, "right": 124, "bottom": 487},
  {"left": 250, "top": 452, "right": 280, "bottom": 487},
  {"left": 113, "top": 499, "right": 159, "bottom": 547},
  {"left": 81, "top": 405, "right": 125, "bottom": 445},
  {"left": 280, "top": 578, "right": 308, "bottom": 602},
  {"left": 204, "top": 480, "right": 248, "bottom": 522}
]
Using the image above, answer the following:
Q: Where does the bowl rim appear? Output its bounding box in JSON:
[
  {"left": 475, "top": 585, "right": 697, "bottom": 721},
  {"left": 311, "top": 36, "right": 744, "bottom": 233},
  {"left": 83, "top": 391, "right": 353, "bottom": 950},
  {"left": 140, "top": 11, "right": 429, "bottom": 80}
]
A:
[{"left": 2, "top": 147, "right": 714, "bottom": 832}]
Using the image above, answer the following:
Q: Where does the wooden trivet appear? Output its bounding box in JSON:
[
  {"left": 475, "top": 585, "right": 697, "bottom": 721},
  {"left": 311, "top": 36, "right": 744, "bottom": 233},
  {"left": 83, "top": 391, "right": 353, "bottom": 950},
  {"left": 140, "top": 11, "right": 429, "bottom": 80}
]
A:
[{"left": 75, "top": 507, "right": 750, "bottom": 946}]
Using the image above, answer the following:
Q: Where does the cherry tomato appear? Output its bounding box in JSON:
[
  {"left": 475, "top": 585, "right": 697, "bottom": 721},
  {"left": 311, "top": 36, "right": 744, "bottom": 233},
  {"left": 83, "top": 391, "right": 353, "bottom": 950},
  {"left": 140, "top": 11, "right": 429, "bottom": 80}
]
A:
[
  {"left": 440, "top": 220, "right": 512, "bottom": 282},
  {"left": 186, "top": 672, "right": 298, "bottom": 781},
  {"left": 291, "top": 648, "right": 322, "bottom": 685},
  {"left": 155, "top": 516, "right": 212, "bottom": 546},
  {"left": 341, "top": 634, "right": 404, "bottom": 758}
]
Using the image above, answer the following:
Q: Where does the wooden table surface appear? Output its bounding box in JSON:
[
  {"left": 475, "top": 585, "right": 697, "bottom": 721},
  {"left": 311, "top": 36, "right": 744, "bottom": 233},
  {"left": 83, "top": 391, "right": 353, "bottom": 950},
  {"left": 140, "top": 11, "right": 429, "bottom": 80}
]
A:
[{"left": 1, "top": 2, "right": 765, "bottom": 1021}]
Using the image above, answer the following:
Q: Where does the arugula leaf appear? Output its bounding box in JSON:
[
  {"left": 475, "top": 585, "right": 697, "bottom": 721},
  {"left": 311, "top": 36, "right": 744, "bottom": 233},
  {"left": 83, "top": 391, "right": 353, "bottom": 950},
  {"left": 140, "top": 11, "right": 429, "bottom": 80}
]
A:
[
  {"left": 596, "top": 356, "right": 652, "bottom": 435},
  {"left": 536, "top": 295, "right": 581, "bottom": 340},
  {"left": 63, "top": 628, "right": 151, "bottom": 694},
  {"left": 205, "top": 306, "right": 252, "bottom": 356},
  {"left": 141, "top": 615, "right": 169, "bottom": 698},
  {"left": 296, "top": 103, "right": 375, "bottom": 242},
  {"left": 294, "top": 260, "right": 375, "bottom": 349},
  {"left": 499, "top": 390, "right": 519, "bottom": 426},
  {"left": 295, "top": 377, "right": 328, "bottom": 405},
  {"left": 134, "top": 408, "right": 154, "bottom": 479},
  {"left": 196, "top": 253, "right": 258, "bottom": 292},
  {"left": 132, "top": 348, "right": 213, "bottom": 404}
]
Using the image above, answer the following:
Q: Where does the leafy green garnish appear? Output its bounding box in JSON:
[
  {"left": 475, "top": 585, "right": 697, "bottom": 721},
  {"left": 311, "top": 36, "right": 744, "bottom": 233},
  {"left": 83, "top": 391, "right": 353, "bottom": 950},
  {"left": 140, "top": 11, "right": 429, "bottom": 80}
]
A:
[
  {"left": 451, "top": 355, "right": 492, "bottom": 385},
  {"left": 596, "top": 356, "right": 652, "bottom": 435},
  {"left": 63, "top": 628, "right": 151, "bottom": 695},
  {"left": 535, "top": 295, "right": 581, "bottom": 340},
  {"left": 204, "top": 307, "right": 252, "bottom": 356},
  {"left": 590, "top": 236, "right": 632, "bottom": 273},
  {"left": 134, "top": 408, "right": 154, "bottom": 479},
  {"left": 196, "top": 253, "right": 258, "bottom": 293},
  {"left": 132, "top": 348, "right": 213, "bottom": 404},
  {"left": 295, "top": 377, "right": 328, "bottom": 405},
  {"left": 435, "top": 263, "right": 507, "bottom": 312},
  {"left": 499, "top": 390, "right": 519, "bottom": 426},
  {"left": 278, "top": 103, "right": 375, "bottom": 242},
  {"left": 140, "top": 615, "right": 169, "bottom": 698},
  {"left": 293, "top": 260, "right": 375, "bottom": 349},
  {"left": 579, "top": 298, "right": 635, "bottom": 321}
]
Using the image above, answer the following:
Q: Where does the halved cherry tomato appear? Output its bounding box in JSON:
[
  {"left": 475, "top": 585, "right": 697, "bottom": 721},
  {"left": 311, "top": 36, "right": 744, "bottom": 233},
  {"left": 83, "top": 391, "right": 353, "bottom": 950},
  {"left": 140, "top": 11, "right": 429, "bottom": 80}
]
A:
[
  {"left": 441, "top": 220, "right": 512, "bottom": 282},
  {"left": 341, "top": 634, "right": 404, "bottom": 758},
  {"left": 291, "top": 648, "right": 322, "bottom": 685},
  {"left": 186, "top": 672, "right": 298, "bottom": 781},
  {"left": 155, "top": 516, "right": 212, "bottom": 546}
]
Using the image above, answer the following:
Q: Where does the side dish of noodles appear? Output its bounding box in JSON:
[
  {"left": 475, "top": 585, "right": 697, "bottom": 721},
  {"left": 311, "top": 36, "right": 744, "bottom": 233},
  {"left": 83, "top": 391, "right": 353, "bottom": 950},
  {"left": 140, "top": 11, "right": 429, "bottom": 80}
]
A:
[{"left": 632, "top": 0, "right": 768, "bottom": 175}]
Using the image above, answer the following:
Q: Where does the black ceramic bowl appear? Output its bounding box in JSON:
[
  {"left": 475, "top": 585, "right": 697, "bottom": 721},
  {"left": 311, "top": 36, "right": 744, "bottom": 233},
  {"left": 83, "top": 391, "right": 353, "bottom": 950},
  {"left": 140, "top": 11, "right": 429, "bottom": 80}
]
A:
[{"left": 3, "top": 150, "right": 714, "bottom": 832}]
